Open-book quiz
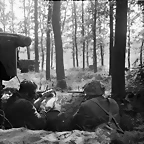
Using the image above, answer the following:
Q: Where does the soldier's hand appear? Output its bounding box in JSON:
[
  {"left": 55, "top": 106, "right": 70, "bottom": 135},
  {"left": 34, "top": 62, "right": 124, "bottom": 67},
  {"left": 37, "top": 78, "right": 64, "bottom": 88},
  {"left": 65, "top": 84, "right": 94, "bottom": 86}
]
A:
[{"left": 41, "top": 89, "right": 56, "bottom": 99}]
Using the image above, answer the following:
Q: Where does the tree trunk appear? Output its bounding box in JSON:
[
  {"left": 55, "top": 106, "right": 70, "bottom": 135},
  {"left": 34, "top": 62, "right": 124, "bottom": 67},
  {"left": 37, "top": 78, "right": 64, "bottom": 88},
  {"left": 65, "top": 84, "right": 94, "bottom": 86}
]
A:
[
  {"left": 2, "top": 0, "right": 6, "bottom": 32},
  {"left": 92, "top": 1, "right": 97, "bottom": 73},
  {"left": 23, "top": 0, "right": 30, "bottom": 60},
  {"left": 41, "top": 32, "right": 44, "bottom": 71},
  {"left": 10, "top": 0, "right": 15, "bottom": 33},
  {"left": 17, "top": 47, "right": 20, "bottom": 61},
  {"left": 11, "top": 0, "right": 14, "bottom": 33},
  {"left": 61, "top": 1, "right": 68, "bottom": 34},
  {"left": 34, "top": 0, "right": 39, "bottom": 72},
  {"left": 82, "top": 1, "right": 85, "bottom": 70},
  {"left": 86, "top": 38, "right": 89, "bottom": 67},
  {"left": 46, "top": 2, "right": 52, "bottom": 80},
  {"left": 52, "top": 1, "right": 67, "bottom": 89},
  {"left": 100, "top": 43, "right": 104, "bottom": 66},
  {"left": 140, "top": 40, "right": 144, "bottom": 68},
  {"left": 86, "top": 16, "right": 90, "bottom": 67},
  {"left": 140, "top": 9, "right": 144, "bottom": 68},
  {"left": 72, "top": 2, "right": 75, "bottom": 68},
  {"left": 127, "top": 2, "right": 131, "bottom": 69},
  {"left": 73, "top": 1, "right": 79, "bottom": 67},
  {"left": 127, "top": 24, "right": 131, "bottom": 69},
  {"left": 51, "top": 33, "right": 54, "bottom": 69},
  {"left": 112, "top": 0, "right": 128, "bottom": 101},
  {"left": 26, "top": 46, "right": 30, "bottom": 59},
  {"left": 109, "top": 1, "right": 114, "bottom": 75},
  {"left": 98, "top": 16, "right": 104, "bottom": 66},
  {"left": 72, "top": 41, "right": 75, "bottom": 68}
]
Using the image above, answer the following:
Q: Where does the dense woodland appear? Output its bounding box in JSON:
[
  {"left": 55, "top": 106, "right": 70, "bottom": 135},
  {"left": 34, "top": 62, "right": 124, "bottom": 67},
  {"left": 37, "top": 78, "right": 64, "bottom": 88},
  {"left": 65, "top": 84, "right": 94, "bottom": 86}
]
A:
[
  {"left": 0, "top": 0, "right": 144, "bottom": 94},
  {"left": 1, "top": 0, "right": 144, "bottom": 143}
]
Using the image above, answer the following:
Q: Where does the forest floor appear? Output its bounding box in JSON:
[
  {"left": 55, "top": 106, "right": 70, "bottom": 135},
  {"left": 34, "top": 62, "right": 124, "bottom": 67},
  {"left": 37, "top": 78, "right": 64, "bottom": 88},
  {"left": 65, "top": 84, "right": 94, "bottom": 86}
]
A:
[{"left": 1, "top": 67, "right": 144, "bottom": 144}]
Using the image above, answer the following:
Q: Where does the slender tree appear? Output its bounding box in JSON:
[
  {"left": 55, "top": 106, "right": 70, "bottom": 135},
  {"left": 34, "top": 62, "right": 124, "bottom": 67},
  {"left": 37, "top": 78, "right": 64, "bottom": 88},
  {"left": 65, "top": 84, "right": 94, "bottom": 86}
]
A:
[
  {"left": 34, "top": 0, "right": 39, "bottom": 72},
  {"left": 73, "top": 1, "right": 79, "bottom": 67},
  {"left": 1, "top": 0, "right": 6, "bottom": 31},
  {"left": 137, "top": 1, "right": 144, "bottom": 67},
  {"left": 86, "top": 9, "right": 90, "bottom": 67},
  {"left": 109, "top": 0, "right": 114, "bottom": 75},
  {"left": 72, "top": 3, "right": 75, "bottom": 68},
  {"left": 92, "top": 0, "right": 97, "bottom": 73},
  {"left": 61, "top": 1, "right": 68, "bottom": 34},
  {"left": 82, "top": 1, "right": 85, "bottom": 70},
  {"left": 98, "top": 15, "right": 104, "bottom": 66},
  {"left": 140, "top": 6, "right": 144, "bottom": 68},
  {"left": 9, "top": 0, "right": 15, "bottom": 33},
  {"left": 51, "top": 32, "right": 54, "bottom": 69},
  {"left": 52, "top": 1, "right": 67, "bottom": 89},
  {"left": 46, "top": 2, "right": 52, "bottom": 80},
  {"left": 112, "top": 0, "right": 128, "bottom": 101},
  {"left": 23, "top": 0, "right": 30, "bottom": 59},
  {"left": 140, "top": 40, "right": 144, "bottom": 68},
  {"left": 39, "top": 1, "right": 47, "bottom": 71},
  {"left": 86, "top": 38, "right": 89, "bottom": 67},
  {"left": 86, "top": 24, "right": 89, "bottom": 67}
]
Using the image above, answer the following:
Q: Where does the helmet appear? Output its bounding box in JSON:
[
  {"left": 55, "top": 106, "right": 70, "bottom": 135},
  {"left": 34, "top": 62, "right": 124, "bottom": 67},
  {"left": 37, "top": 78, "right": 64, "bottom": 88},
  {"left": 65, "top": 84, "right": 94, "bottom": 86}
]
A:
[
  {"left": 19, "top": 79, "right": 37, "bottom": 94},
  {"left": 83, "top": 80, "right": 105, "bottom": 96}
]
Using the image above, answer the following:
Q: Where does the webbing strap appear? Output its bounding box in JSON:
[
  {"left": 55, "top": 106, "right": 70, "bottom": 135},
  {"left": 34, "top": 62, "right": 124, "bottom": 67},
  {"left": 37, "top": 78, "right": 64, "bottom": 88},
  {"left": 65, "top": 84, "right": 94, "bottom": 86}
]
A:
[
  {"left": 106, "top": 98, "right": 113, "bottom": 123},
  {"left": 90, "top": 98, "right": 124, "bottom": 134}
]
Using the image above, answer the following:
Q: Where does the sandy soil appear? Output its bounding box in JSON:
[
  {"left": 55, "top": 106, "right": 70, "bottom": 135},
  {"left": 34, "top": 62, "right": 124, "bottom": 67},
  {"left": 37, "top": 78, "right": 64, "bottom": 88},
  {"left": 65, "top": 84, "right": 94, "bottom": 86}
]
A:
[{"left": 0, "top": 128, "right": 111, "bottom": 144}]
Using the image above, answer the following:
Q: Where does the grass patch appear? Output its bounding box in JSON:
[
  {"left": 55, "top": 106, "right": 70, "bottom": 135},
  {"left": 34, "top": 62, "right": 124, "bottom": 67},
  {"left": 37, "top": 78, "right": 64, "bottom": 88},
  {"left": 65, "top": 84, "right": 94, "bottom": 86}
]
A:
[{"left": 3, "top": 67, "right": 111, "bottom": 91}]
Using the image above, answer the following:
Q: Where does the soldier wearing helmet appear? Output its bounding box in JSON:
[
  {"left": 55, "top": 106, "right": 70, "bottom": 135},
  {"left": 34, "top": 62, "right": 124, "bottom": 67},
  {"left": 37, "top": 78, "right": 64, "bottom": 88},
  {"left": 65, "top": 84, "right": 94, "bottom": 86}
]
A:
[
  {"left": 71, "top": 80, "right": 120, "bottom": 131},
  {"left": 2, "top": 80, "right": 53, "bottom": 130},
  {"left": 18, "top": 79, "right": 38, "bottom": 102}
]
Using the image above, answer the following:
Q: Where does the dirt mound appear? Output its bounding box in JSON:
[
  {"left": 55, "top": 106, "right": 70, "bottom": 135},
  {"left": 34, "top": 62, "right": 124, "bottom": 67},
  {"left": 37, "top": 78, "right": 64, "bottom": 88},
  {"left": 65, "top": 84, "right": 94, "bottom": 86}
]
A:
[{"left": 0, "top": 128, "right": 111, "bottom": 144}]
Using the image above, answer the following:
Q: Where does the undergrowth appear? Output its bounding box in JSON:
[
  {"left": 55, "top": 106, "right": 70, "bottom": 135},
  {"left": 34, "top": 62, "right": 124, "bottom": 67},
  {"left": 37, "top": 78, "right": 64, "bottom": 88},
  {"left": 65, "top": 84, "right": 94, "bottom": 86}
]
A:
[
  {"left": 2, "top": 67, "right": 144, "bottom": 143},
  {"left": 3, "top": 67, "right": 111, "bottom": 91}
]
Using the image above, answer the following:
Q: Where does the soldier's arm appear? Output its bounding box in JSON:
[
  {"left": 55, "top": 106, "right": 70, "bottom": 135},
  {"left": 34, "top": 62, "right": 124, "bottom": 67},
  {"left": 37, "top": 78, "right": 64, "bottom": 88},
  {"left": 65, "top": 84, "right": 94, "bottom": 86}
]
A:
[
  {"left": 24, "top": 101, "right": 47, "bottom": 130},
  {"left": 73, "top": 102, "right": 89, "bottom": 116},
  {"left": 72, "top": 103, "right": 91, "bottom": 130},
  {"left": 34, "top": 89, "right": 55, "bottom": 110},
  {"left": 33, "top": 97, "right": 45, "bottom": 110}
]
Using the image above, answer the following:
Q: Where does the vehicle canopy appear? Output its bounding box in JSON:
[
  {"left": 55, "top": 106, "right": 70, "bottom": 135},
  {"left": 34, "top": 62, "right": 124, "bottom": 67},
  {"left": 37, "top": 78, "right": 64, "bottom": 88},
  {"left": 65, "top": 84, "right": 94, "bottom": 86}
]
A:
[{"left": 0, "top": 32, "right": 32, "bottom": 81}]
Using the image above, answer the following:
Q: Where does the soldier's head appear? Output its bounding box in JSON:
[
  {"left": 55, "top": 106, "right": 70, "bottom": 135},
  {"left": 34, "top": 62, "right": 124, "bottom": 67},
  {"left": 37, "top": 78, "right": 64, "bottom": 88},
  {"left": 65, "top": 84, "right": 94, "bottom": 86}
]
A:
[
  {"left": 83, "top": 80, "right": 105, "bottom": 99},
  {"left": 19, "top": 79, "right": 37, "bottom": 101}
]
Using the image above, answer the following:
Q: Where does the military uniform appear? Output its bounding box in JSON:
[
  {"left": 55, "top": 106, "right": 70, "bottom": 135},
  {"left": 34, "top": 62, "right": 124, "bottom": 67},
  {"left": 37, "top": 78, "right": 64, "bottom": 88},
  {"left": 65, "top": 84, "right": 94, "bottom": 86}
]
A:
[
  {"left": 4, "top": 98, "right": 47, "bottom": 130},
  {"left": 72, "top": 97, "right": 120, "bottom": 130},
  {"left": 1, "top": 80, "right": 48, "bottom": 130},
  {"left": 71, "top": 80, "right": 120, "bottom": 131}
]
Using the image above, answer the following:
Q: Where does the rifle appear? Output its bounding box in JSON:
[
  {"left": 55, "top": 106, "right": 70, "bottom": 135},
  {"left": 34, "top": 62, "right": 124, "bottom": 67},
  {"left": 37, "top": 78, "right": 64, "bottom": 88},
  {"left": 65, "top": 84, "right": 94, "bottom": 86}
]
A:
[
  {"left": 67, "top": 90, "right": 84, "bottom": 94},
  {"left": 37, "top": 88, "right": 56, "bottom": 98}
]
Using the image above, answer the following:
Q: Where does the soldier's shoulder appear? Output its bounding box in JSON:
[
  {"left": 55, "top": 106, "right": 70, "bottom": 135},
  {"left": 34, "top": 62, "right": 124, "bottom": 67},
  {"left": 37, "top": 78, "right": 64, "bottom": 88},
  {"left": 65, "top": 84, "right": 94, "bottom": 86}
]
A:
[
  {"left": 108, "top": 97, "right": 118, "bottom": 104},
  {"left": 81, "top": 99, "right": 93, "bottom": 107},
  {"left": 14, "top": 98, "right": 32, "bottom": 107}
]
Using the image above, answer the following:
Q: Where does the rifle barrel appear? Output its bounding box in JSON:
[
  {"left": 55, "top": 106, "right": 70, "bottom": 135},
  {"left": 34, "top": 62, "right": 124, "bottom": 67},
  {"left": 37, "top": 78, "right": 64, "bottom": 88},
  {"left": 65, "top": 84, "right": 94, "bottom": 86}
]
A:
[{"left": 67, "top": 91, "right": 84, "bottom": 93}]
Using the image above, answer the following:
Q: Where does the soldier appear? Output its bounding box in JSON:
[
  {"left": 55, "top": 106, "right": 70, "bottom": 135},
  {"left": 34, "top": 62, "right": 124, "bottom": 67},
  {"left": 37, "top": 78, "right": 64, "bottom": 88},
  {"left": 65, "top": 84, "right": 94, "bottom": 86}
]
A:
[
  {"left": 71, "top": 80, "right": 121, "bottom": 131},
  {"left": 1, "top": 80, "right": 54, "bottom": 130}
]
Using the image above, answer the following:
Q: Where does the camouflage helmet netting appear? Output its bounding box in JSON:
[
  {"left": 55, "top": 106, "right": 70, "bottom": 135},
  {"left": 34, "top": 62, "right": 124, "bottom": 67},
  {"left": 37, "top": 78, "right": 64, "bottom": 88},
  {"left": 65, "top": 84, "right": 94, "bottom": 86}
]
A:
[{"left": 83, "top": 80, "right": 105, "bottom": 95}]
